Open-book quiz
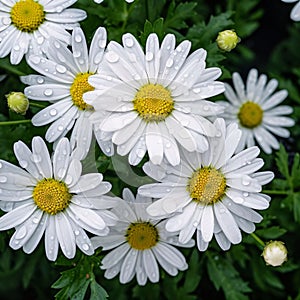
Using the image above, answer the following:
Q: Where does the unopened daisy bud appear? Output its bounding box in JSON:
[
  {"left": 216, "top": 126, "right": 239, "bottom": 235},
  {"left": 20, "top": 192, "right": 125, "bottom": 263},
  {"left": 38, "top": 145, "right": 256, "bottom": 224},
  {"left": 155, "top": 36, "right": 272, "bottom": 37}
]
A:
[
  {"left": 262, "top": 241, "right": 288, "bottom": 267},
  {"left": 216, "top": 30, "right": 240, "bottom": 52},
  {"left": 6, "top": 92, "right": 29, "bottom": 115}
]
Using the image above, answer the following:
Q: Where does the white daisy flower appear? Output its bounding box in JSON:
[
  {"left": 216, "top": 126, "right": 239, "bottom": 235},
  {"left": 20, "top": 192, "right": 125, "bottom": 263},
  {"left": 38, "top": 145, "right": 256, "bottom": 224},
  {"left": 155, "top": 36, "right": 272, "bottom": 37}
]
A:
[
  {"left": 0, "top": 136, "right": 118, "bottom": 261},
  {"left": 91, "top": 188, "right": 193, "bottom": 286},
  {"left": 138, "top": 118, "right": 274, "bottom": 251},
  {"left": 0, "top": 0, "right": 87, "bottom": 65},
  {"left": 218, "top": 68, "right": 295, "bottom": 154},
  {"left": 282, "top": 0, "right": 300, "bottom": 21},
  {"left": 21, "top": 26, "right": 107, "bottom": 160},
  {"left": 84, "top": 33, "right": 225, "bottom": 166}
]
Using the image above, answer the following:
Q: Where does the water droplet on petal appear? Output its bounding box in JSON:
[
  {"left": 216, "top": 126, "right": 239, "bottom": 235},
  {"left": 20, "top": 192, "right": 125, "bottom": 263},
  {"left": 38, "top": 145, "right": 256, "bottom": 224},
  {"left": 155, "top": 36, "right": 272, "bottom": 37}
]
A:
[
  {"left": 13, "top": 45, "right": 20, "bottom": 51},
  {"left": 56, "top": 5, "right": 63, "bottom": 13},
  {"left": 2, "top": 17, "right": 11, "bottom": 25},
  {"left": 145, "top": 52, "right": 154, "bottom": 61},
  {"left": 56, "top": 64, "right": 67, "bottom": 74},
  {"left": 234, "top": 197, "right": 244, "bottom": 204},
  {"left": 44, "top": 89, "right": 53, "bottom": 96},
  {"left": 58, "top": 125, "right": 64, "bottom": 131},
  {"left": 136, "top": 148, "right": 145, "bottom": 158},
  {"left": 32, "top": 217, "right": 39, "bottom": 224},
  {"left": 193, "top": 221, "right": 198, "bottom": 227},
  {"left": 82, "top": 243, "right": 89, "bottom": 251},
  {"left": 65, "top": 174, "right": 73, "bottom": 185},
  {"left": 31, "top": 56, "right": 41, "bottom": 64},
  {"left": 19, "top": 160, "right": 28, "bottom": 168},
  {"left": 0, "top": 175, "right": 7, "bottom": 183},
  {"left": 75, "top": 34, "right": 82, "bottom": 43},
  {"left": 243, "top": 192, "right": 249, "bottom": 197},
  {"left": 166, "top": 58, "right": 174, "bottom": 67},
  {"left": 31, "top": 154, "right": 42, "bottom": 163},
  {"left": 50, "top": 109, "right": 57, "bottom": 116},
  {"left": 74, "top": 230, "right": 80, "bottom": 236},
  {"left": 50, "top": 235, "right": 54, "bottom": 240},
  {"left": 125, "top": 37, "right": 134, "bottom": 47},
  {"left": 242, "top": 177, "right": 250, "bottom": 186},
  {"left": 15, "top": 226, "right": 27, "bottom": 239},
  {"left": 106, "top": 51, "right": 119, "bottom": 63},
  {"left": 37, "top": 77, "right": 44, "bottom": 84},
  {"left": 193, "top": 88, "right": 201, "bottom": 93}
]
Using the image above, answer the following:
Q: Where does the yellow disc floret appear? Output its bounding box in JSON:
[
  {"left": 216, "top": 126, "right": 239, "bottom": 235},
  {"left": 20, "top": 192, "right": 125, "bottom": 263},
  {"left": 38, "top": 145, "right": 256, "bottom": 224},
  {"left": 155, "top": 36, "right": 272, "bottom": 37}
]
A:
[
  {"left": 188, "top": 167, "right": 226, "bottom": 205},
  {"left": 133, "top": 84, "right": 174, "bottom": 122},
  {"left": 33, "top": 178, "right": 72, "bottom": 215},
  {"left": 70, "top": 73, "right": 94, "bottom": 110},
  {"left": 238, "top": 101, "right": 263, "bottom": 128},
  {"left": 126, "top": 221, "right": 159, "bottom": 250},
  {"left": 10, "top": 0, "right": 45, "bottom": 33}
]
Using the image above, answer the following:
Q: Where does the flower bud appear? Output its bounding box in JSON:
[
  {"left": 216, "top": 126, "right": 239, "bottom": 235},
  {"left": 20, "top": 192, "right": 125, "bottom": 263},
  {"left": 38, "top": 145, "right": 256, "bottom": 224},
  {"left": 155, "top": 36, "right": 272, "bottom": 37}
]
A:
[
  {"left": 216, "top": 30, "right": 240, "bottom": 52},
  {"left": 6, "top": 92, "right": 29, "bottom": 115},
  {"left": 262, "top": 241, "right": 288, "bottom": 267}
]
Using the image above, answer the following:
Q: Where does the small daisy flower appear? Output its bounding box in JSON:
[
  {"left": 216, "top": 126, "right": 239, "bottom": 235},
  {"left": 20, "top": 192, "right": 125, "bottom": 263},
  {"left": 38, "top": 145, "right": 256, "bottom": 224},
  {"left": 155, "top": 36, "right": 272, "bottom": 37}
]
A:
[
  {"left": 84, "top": 33, "right": 225, "bottom": 166},
  {"left": 0, "top": 0, "right": 87, "bottom": 65},
  {"left": 0, "top": 136, "right": 117, "bottom": 261},
  {"left": 21, "top": 26, "right": 107, "bottom": 159},
  {"left": 138, "top": 118, "right": 274, "bottom": 251},
  {"left": 91, "top": 188, "right": 193, "bottom": 286},
  {"left": 218, "top": 68, "right": 295, "bottom": 154},
  {"left": 282, "top": 0, "right": 300, "bottom": 21}
]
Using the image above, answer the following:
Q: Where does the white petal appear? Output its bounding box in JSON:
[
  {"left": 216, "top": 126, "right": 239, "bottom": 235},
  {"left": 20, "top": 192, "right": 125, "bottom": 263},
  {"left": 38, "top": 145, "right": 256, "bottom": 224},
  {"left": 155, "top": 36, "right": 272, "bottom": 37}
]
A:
[
  {"left": 45, "top": 216, "right": 59, "bottom": 261},
  {"left": 201, "top": 205, "right": 214, "bottom": 242},
  {"left": 142, "top": 249, "right": 159, "bottom": 283},
  {"left": 55, "top": 213, "right": 76, "bottom": 259},
  {"left": 120, "top": 249, "right": 138, "bottom": 284}
]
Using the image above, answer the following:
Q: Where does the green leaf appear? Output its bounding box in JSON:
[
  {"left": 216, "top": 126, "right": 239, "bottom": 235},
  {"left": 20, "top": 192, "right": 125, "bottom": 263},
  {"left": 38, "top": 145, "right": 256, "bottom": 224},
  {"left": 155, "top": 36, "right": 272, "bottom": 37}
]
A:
[
  {"left": 207, "top": 253, "right": 251, "bottom": 300},
  {"left": 255, "top": 226, "right": 287, "bottom": 239},
  {"left": 275, "top": 144, "right": 290, "bottom": 180},
  {"left": 90, "top": 279, "right": 108, "bottom": 300}
]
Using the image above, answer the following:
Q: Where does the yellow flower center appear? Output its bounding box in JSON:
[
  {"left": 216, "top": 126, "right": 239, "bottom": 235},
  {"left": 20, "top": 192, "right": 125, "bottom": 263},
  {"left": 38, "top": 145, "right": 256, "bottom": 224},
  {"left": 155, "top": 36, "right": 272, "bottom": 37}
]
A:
[
  {"left": 238, "top": 101, "right": 263, "bottom": 128},
  {"left": 33, "top": 178, "right": 72, "bottom": 215},
  {"left": 126, "top": 222, "right": 159, "bottom": 250},
  {"left": 188, "top": 167, "right": 226, "bottom": 205},
  {"left": 10, "top": 0, "right": 45, "bottom": 33},
  {"left": 70, "top": 73, "right": 94, "bottom": 110},
  {"left": 133, "top": 84, "right": 174, "bottom": 122}
]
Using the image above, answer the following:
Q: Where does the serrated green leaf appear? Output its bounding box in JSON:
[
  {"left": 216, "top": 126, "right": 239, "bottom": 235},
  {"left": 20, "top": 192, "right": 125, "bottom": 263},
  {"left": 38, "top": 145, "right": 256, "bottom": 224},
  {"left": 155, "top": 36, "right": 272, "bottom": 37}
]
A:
[
  {"left": 275, "top": 144, "right": 290, "bottom": 179},
  {"left": 51, "top": 269, "right": 76, "bottom": 289},
  {"left": 207, "top": 253, "right": 251, "bottom": 300},
  {"left": 90, "top": 280, "right": 108, "bottom": 300}
]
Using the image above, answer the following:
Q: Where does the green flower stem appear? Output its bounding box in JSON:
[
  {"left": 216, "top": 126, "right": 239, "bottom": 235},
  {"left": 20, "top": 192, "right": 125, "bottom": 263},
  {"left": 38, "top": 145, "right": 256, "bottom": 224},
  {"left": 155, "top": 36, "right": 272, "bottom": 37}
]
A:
[
  {"left": 29, "top": 102, "right": 47, "bottom": 108},
  {"left": 0, "top": 119, "right": 31, "bottom": 126},
  {"left": 262, "top": 190, "right": 289, "bottom": 195},
  {"left": 251, "top": 233, "right": 265, "bottom": 248}
]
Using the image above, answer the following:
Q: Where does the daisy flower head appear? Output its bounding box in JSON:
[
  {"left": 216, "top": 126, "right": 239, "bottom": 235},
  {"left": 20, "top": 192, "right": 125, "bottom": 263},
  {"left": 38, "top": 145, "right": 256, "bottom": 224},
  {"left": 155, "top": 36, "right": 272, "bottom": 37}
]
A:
[
  {"left": 0, "top": 0, "right": 87, "bottom": 65},
  {"left": 218, "top": 68, "right": 295, "bottom": 154},
  {"left": 84, "top": 33, "right": 225, "bottom": 167},
  {"left": 138, "top": 118, "right": 274, "bottom": 251},
  {"left": 0, "top": 136, "right": 118, "bottom": 261},
  {"left": 282, "top": 0, "right": 300, "bottom": 21},
  {"left": 22, "top": 26, "right": 107, "bottom": 160},
  {"left": 91, "top": 188, "right": 193, "bottom": 286}
]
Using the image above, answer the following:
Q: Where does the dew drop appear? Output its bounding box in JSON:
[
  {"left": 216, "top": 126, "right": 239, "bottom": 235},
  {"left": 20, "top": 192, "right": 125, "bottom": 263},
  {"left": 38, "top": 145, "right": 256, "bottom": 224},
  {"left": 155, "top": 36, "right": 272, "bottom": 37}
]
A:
[
  {"left": 13, "top": 45, "right": 20, "bottom": 51},
  {"left": 37, "top": 36, "right": 44, "bottom": 45},
  {"left": 37, "top": 77, "right": 44, "bottom": 84},
  {"left": 32, "top": 217, "right": 39, "bottom": 224},
  {"left": 219, "top": 208, "right": 226, "bottom": 214},
  {"left": 136, "top": 148, "right": 145, "bottom": 158},
  {"left": 243, "top": 192, "right": 249, "bottom": 197},
  {"left": 165, "top": 142, "right": 171, "bottom": 148},
  {"left": 242, "top": 177, "right": 250, "bottom": 186},
  {"left": 15, "top": 226, "right": 27, "bottom": 239},
  {"left": 31, "top": 56, "right": 41, "bottom": 64},
  {"left": 65, "top": 174, "right": 73, "bottom": 185},
  {"left": 145, "top": 52, "right": 154, "bottom": 61},
  {"left": 57, "top": 168, "right": 66, "bottom": 178},
  {"left": 58, "top": 125, "right": 64, "bottom": 131},
  {"left": 2, "top": 17, "right": 11, "bottom": 25},
  {"left": 56, "top": 64, "right": 67, "bottom": 74},
  {"left": 19, "top": 160, "right": 28, "bottom": 168},
  {"left": 125, "top": 37, "right": 134, "bottom": 47},
  {"left": 49, "top": 109, "right": 57, "bottom": 116},
  {"left": 50, "top": 235, "right": 54, "bottom": 240},
  {"left": 106, "top": 51, "right": 119, "bottom": 63},
  {"left": 166, "top": 58, "right": 174, "bottom": 68},
  {"left": 193, "top": 221, "right": 198, "bottom": 227},
  {"left": 74, "top": 230, "right": 80, "bottom": 236},
  {"left": 0, "top": 175, "right": 7, "bottom": 183},
  {"left": 14, "top": 240, "right": 20, "bottom": 245},
  {"left": 31, "top": 154, "right": 42, "bottom": 163},
  {"left": 93, "top": 53, "right": 102, "bottom": 65},
  {"left": 234, "top": 197, "right": 244, "bottom": 204},
  {"left": 56, "top": 5, "right": 63, "bottom": 13},
  {"left": 44, "top": 89, "right": 53, "bottom": 96},
  {"left": 82, "top": 243, "right": 89, "bottom": 251},
  {"left": 75, "top": 34, "right": 82, "bottom": 43}
]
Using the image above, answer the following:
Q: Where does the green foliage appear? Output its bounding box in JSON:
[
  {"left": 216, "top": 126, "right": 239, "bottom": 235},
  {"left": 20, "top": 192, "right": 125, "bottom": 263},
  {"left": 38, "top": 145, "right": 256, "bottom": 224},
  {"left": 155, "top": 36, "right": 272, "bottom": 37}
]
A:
[
  {"left": 52, "top": 254, "right": 107, "bottom": 300},
  {"left": 206, "top": 252, "right": 251, "bottom": 300}
]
